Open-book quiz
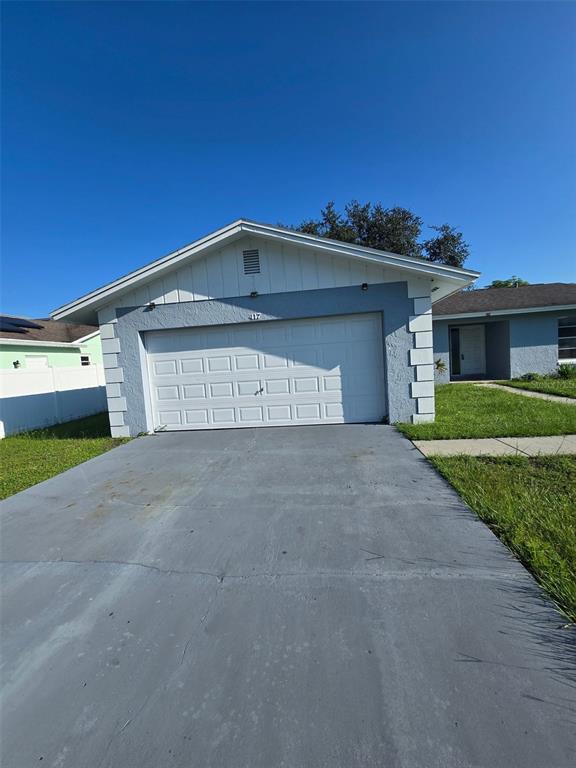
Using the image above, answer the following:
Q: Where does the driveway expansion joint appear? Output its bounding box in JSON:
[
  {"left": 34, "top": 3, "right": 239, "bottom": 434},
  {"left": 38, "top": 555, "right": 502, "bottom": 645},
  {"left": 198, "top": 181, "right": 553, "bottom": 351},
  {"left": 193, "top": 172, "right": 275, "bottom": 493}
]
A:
[
  {"left": 2, "top": 426, "right": 574, "bottom": 766},
  {"left": 0, "top": 559, "right": 527, "bottom": 582}
]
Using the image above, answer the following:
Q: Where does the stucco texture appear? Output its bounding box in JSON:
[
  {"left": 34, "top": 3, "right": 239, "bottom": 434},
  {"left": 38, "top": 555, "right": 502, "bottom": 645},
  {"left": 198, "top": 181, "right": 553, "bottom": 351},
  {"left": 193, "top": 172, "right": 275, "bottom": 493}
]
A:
[
  {"left": 509, "top": 312, "right": 565, "bottom": 378},
  {"left": 109, "top": 283, "right": 422, "bottom": 435},
  {"left": 433, "top": 310, "right": 570, "bottom": 381}
]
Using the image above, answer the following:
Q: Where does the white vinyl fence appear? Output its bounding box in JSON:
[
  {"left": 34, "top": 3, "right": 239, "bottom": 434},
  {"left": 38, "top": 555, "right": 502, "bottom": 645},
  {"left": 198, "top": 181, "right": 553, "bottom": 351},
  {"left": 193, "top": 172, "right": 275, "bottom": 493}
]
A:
[{"left": 0, "top": 365, "right": 107, "bottom": 438}]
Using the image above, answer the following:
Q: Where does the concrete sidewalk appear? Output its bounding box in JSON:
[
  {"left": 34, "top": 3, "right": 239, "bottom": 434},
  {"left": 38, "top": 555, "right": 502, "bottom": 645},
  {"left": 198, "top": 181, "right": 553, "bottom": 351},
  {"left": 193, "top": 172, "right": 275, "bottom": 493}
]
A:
[
  {"left": 414, "top": 433, "right": 576, "bottom": 457},
  {"left": 475, "top": 381, "right": 576, "bottom": 405}
]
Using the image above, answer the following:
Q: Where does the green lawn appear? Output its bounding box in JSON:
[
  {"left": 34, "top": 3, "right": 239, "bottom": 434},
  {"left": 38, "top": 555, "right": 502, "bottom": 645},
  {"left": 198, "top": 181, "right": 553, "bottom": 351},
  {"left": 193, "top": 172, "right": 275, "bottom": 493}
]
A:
[
  {"left": 397, "top": 383, "right": 576, "bottom": 440},
  {"left": 0, "top": 413, "right": 129, "bottom": 500},
  {"left": 430, "top": 455, "right": 576, "bottom": 622},
  {"left": 496, "top": 378, "right": 576, "bottom": 399}
]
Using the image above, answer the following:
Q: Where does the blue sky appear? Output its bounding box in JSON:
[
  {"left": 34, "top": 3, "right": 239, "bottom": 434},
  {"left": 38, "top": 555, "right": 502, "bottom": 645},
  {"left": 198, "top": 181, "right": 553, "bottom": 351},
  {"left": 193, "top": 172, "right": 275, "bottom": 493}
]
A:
[{"left": 2, "top": 1, "right": 575, "bottom": 318}]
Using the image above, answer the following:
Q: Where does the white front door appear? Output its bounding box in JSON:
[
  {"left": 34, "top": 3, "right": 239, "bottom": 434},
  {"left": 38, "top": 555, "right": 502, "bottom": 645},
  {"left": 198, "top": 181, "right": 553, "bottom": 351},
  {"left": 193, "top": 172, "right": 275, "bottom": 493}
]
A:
[
  {"left": 459, "top": 325, "right": 486, "bottom": 376},
  {"left": 145, "top": 313, "right": 386, "bottom": 431}
]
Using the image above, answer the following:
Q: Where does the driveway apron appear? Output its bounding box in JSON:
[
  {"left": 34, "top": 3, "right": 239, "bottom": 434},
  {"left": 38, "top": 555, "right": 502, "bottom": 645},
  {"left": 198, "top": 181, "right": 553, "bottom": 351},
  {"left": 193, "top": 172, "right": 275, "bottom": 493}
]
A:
[{"left": 1, "top": 425, "right": 574, "bottom": 768}]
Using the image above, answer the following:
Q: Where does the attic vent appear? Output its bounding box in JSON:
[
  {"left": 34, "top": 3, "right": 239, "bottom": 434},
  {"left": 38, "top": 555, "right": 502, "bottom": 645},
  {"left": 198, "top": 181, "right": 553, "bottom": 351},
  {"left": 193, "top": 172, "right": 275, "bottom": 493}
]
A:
[{"left": 243, "top": 249, "right": 260, "bottom": 275}]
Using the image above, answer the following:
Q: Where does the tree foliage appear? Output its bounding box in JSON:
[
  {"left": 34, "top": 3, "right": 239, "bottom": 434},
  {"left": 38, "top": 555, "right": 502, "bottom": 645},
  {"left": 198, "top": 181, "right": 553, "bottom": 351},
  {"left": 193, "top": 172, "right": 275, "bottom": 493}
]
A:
[
  {"left": 422, "top": 224, "right": 470, "bottom": 268},
  {"left": 290, "top": 201, "right": 469, "bottom": 267},
  {"left": 488, "top": 276, "right": 529, "bottom": 288}
]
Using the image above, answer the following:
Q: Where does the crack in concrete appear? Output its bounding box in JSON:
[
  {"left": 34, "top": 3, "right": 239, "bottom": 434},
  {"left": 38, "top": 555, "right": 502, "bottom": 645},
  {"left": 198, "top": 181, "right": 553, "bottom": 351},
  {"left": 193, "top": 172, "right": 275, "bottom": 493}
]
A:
[
  {"left": 0, "top": 559, "right": 527, "bottom": 582},
  {"left": 494, "top": 437, "right": 532, "bottom": 457}
]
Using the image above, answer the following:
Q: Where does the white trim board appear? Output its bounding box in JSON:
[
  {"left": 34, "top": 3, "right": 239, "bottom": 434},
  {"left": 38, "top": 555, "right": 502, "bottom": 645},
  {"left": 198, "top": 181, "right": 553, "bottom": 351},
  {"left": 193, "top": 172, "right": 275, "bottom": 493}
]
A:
[
  {"left": 0, "top": 338, "right": 83, "bottom": 349},
  {"left": 73, "top": 330, "right": 101, "bottom": 344},
  {"left": 51, "top": 219, "right": 479, "bottom": 323},
  {"left": 433, "top": 304, "right": 576, "bottom": 322}
]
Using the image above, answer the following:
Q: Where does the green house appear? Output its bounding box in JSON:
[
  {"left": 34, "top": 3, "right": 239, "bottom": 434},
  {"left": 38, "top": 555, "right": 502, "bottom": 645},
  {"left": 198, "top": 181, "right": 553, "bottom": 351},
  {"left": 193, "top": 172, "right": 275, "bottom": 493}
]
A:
[{"left": 0, "top": 316, "right": 102, "bottom": 369}]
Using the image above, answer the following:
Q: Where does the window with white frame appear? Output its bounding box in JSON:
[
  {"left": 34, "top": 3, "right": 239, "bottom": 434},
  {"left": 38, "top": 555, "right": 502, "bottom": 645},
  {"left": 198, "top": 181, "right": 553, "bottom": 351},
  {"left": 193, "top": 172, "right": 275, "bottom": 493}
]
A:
[{"left": 558, "top": 316, "right": 576, "bottom": 361}]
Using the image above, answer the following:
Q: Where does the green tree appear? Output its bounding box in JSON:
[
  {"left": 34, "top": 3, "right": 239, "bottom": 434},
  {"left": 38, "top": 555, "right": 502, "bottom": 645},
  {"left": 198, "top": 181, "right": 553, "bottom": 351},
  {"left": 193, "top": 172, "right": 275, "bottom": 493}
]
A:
[
  {"left": 290, "top": 200, "right": 469, "bottom": 267},
  {"left": 488, "top": 276, "right": 529, "bottom": 288},
  {"left": 422, "top": 224, "right": 470, "bottom": 269}
]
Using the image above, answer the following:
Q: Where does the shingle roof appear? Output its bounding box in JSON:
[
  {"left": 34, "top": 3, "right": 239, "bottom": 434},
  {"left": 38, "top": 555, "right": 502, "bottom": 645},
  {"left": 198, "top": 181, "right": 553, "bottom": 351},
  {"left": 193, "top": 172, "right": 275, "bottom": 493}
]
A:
[
  {"left": 0, "top": 316, "right": 98, "bottom": 343},
  {"left": 433, "top": 283, "right": 576, "bottom": 316}
]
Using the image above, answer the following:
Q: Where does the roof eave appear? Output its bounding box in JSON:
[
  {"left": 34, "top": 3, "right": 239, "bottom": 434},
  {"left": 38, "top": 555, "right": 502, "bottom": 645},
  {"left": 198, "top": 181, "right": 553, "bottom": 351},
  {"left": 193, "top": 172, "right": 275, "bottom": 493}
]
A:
[
  {"left": 51, "top": 218, "right": 479, "bottom": 322},
  {"left": 72, "top": 330, "right": 101, "bottom": 344},
  {"left": 433, "top": 303, "right": 576, "bottom": 321},
  {"left": 0, "top": 338, "right": 83, "bottom": 349},
  {"left": 51, "top": 220, "right": 246, "bottom": 321}
]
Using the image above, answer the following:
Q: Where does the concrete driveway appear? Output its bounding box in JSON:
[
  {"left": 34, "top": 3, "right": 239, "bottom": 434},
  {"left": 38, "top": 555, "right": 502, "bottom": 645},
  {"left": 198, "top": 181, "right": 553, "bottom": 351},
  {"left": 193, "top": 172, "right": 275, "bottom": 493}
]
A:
[{"left": 1, "top": 425, "right": 574, "bottom": 767}]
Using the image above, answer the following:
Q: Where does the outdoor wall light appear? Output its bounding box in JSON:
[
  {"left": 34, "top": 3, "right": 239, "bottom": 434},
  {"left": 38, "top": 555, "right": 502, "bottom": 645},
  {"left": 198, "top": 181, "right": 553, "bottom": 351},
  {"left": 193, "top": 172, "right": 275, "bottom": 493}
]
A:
[
  {"left": 147, "top": 301, "right": 156, "bottom": 310},
  {"left": 250, "top": 291, "right": 259, "bottom": 298},
  {"left": 13, "top": 360, "right": 21, "bottom": 369},
  {"left": 361, "top": 283, "right": 368, "bottom": 291}
]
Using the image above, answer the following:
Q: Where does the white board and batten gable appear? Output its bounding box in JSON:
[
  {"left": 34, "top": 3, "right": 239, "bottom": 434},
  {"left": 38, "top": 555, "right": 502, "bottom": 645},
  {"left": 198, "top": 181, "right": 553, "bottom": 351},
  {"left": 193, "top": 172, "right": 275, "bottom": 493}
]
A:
[
  {"left": 53, "top": 220, "right": 476, "bottom": 323},
  {"left": 107, "top": 235, "right": 431, "bottom": 312},
  {"left": 52, "top": 220, "right": 478, "bottom": 432}
]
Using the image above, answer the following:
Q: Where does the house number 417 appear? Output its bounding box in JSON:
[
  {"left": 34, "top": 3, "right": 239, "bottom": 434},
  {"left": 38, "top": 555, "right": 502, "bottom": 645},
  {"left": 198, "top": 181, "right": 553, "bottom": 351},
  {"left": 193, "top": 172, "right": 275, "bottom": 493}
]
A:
[{"left": 248, "top": 312, "right": 261, "bottom": 321}]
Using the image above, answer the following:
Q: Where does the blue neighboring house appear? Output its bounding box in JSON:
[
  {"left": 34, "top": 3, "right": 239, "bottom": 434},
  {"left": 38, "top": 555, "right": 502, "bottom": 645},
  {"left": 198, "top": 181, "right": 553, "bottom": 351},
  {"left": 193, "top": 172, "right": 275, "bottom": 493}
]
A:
[{"left": 432, "top": 283, "right": 576, "bottom": 382}]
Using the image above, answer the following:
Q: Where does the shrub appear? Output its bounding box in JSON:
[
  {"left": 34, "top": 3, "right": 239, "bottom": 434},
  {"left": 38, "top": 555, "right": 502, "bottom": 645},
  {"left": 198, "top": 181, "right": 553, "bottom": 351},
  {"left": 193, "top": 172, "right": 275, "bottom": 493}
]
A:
[
  {"left": 557, "top": 363, "right": 576, "bottom": 380},
  {"left": 434, "top": 358, "right": 447, "bottom": 374},
  {"left": 520, "top": 372, "right": 543, "bottom": 381}
]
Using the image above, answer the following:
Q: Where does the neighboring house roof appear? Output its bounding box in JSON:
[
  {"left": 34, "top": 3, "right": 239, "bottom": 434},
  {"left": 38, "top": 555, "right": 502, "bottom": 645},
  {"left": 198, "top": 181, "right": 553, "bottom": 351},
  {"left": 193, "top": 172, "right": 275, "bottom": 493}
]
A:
[
  {"left": 51, "top": 219, "right": 480, "bottom": 324},
  {"left": 433, "top": 283, "right": 576, "bottom": 319},
  {"left": 0, "top": 316, "right": 99, "bottom": 346}
]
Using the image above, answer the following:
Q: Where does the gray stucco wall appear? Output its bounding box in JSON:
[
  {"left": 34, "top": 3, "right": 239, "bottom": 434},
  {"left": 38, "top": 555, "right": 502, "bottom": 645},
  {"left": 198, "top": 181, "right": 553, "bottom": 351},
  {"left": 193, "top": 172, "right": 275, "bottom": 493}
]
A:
[
  {"left": 509, "top": 312, "right": 565, "bottom": 378},
  {"left": 103, "top": 282, "right": 429, "bottom": 436},
  {"left": 433, "top": 309, "right": 570, "bottom": 382},
  {"left": 432, "top": 320, "right": 450, "bottom": 383},
  {"left": 433, "top": 316, "right": 510, "bottom": 381}
]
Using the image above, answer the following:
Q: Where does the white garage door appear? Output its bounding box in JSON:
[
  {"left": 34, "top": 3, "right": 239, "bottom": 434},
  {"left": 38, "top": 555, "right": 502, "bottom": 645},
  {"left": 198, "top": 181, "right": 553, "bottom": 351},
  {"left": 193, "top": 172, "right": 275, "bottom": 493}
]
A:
[{"left": 145, "top": 313, "right": 386, "bottom": 430}]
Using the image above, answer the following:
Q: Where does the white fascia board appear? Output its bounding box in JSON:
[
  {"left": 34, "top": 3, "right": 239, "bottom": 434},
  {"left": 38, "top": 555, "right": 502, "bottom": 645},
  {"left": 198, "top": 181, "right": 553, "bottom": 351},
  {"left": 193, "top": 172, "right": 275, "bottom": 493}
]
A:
[
  {"left": 430, "top": 281, "right": 479, "bottom": 305},
  {"left": 244, "top": 221, "right": 480, "bottom": 281},
  {"left": 0, "top": 338, "right": 82, "bottom": 349},
  {"left": 51, "top": 218, "right": 480, "bottom": 321},
  {"left": 432, "top": 303, "right": 576, "bottom": 322},
  {"left": 51, "top": 221, "right": 245, "bottom": 320},
  {"left": 73, "top": 330, "right": 101, "bottom": 343}
]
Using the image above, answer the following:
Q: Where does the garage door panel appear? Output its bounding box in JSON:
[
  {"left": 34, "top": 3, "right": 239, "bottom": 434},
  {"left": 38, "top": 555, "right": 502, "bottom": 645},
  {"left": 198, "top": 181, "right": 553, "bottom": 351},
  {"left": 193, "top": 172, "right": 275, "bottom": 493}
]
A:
[
  {"left": 295, "top": 403, "right": 321, "bottom": 420},
  {"left": 235, "top": 353, "right": 260, "bottom": 370},
  {"left": 350, "top": 316, "right": 380, "bottom": 339},
  {"left": 265, "top": 378, "right": 290, "bottom": 395},
  {"left": 181, "top": 358, "right": 204, "bottom": 374},
  {"left": 207, "top": 356, "right": 232, "bottom": 372},
  {"left": 158, "top": 410, "right": 183, "bottom": 426},
  {"left": 210, "top": 382, "right": 234, "bottom": 398},
  {"left": 182, "top": 384, "right": 206, "bottom": 399},
  {"left": 153, "top": 360, "right": 178, "bottom": 376},
  {"left": 292, "top": 347, "right": 320, "bottom": 367},
  {"left": 184, "top": 409, "right": 209, "bottom": 425},
  {"left": 325, "top": 402, "right": 344, "bottom": 418},
  {"left": 237, "top": 380, "right": 262, "bottom": 396},
  {"left": 156, "top": 385, "right": 179, "bottom": 401},
  {"left": 323, "top": 375, "right": 342, "bottom": 392},
  {"left": 263, "top": 352, "right": 289, "bottom": 369},
  {"left": 293, "top": 377, "right": 320, "bottom": 393},
  {"left": 146, "top": 314, "right": 385, "bottom": 430},
  {"left": 239, "top": 406, "right": 264, "bottom": 423},
  {"left": 261, "top": 325, "right": 289, "bottom": 344},
  {"left": 212, "top": 408, "right": 236, "bottom": 423}
]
